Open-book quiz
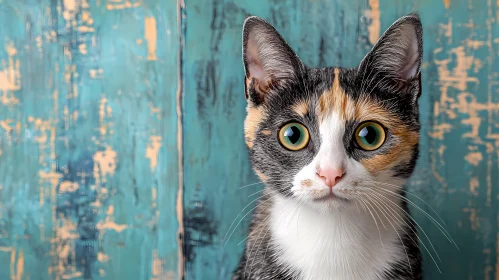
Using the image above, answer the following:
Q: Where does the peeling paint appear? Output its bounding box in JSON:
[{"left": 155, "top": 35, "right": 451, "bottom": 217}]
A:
[
  {"left": 428, "top": 123, "right": 452, "bottom": 140},
  {"left": 0, "top": 42, "right": 21, "bottom": 105},
  {"left": 96, "top": 221, "right": 128, "bottom": 232},
  {"left": 56, "top": 218, "right": 79, "bottom": 240},
  {"left": 79, "top": 43, "right": 87, "bottom": 54},
  {"left": 146, "top": 136, "right": 162, "bottom": 171},
  {"left": 10, "top": 249, "right": 24, "bottom": 280},
  {"left": 39, "top": 171, "right": 63, "bottom": 191},
  {"left": 469, "top": 177, "right": 479, "bottom": 196},
  {"left": 439, "top": 18, "right": 452, "bottom": 43},
  {"left": 428, "top": 8, "right": 499, "bottom": 272},
  {"left": 98, "top": 97, "right": 113, "bottom": 137},
  {"left": 365, "top": 0, "right": 380, "bottom": 45},
  {"left": 432, "top": 43, "right": 482, "bottom": 144},
  {"left": 465, "top": 151, "right": 483, "bottom": 166},
  {"left": 96, "top": 204, "right": 128, "bottom": 233},
  {"left": 97, "top": 252, "right": 109, "bottom": 262},
  {"left": 71, "top": 110, "right": 78, "bottom": 122},
  {"left": 89, "top": 68, "right": 103, "bottom": 79},
  {"left": 52, "top": 217, "right": 81, "bottom": 279},
  {"left": 1, "top": 0, "right": 181, "bottom": 279},
  {"left": 93, "top": 146, "right": 117, "bottom": 183},
  {"left": 77, "top": 0, "right": 95, "bottom": 33},
  {"left": 106, "top": 0, "right": 140, "bottom": 11},
  {"left": 463, "top": 206, "right": 479, "bottom": 231},
  {"left": 435, "top": 46, "right": 478, "bottom": 92},
  {"left": 0, "top": 119, "right": 16, "bottom": 140},
  {"left": 0, "top": 247, "right": 12, "bottom": 252},
  {"left": 145, "top": 17, "right": 158, "bottom": 61},
  {"left": 151, "top": 250, "right": 164, "bottom": 280},
  {"left": 62, "top": 0, "right": 79, "bottom": 21},
  {"left": 152, "top": 187, "right": 157, "bottom": 208},
  {"left": 98, "top": 98, "right": 109, "bottom": 136},
  {"left": 59, "top": 181, "right": 79, "bottom": 193},
  {"left": 149, "top": 102, "right": 161, "bottom": 119}
]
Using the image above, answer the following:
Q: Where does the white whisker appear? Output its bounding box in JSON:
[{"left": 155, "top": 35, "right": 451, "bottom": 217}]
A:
[
  {"left": 374, "top": 186, "right": 458, "bottom": 249},
  {"left": 368, "top": 190, "right": 442, "bottom": 265},
  {"left": 364, "top": 195, "right": 413, "bottom": 274}
]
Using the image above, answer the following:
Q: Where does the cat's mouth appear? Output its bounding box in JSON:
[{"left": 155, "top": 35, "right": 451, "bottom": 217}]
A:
[{"left": 312, "top": 192, "right": 349, "bottom": 202}]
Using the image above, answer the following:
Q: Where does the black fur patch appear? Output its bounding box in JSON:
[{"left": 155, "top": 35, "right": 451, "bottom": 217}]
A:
[{"left": 392, "top": 145, "right": 420, "bottom": 178}]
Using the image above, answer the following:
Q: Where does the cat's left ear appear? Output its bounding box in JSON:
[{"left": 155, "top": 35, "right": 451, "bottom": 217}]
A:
[
  {"left": 358, "top": 13, "right": 423, "bottom": 102},
  {"left": 242, "top": 16, "right": 303, "bottom": 104}
]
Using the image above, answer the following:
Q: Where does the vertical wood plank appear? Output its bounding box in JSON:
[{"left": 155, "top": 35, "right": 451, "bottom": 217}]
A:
[
  {"left": 0, "top": 0, "right": 181, "bottom": 279},
  {"left": 413, "top": 0, "right": 499, "bottom": 278},
  {"left": 177, "top": 0, "right": 186, "bottom": 278}
]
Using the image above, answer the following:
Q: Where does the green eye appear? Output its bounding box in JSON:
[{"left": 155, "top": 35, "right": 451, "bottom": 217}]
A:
[
  {"left": 354, "top": 121, "right": 386, "bottom": 151},
  {"left": 278, "top": 122, "right": 310, "bottom": 151}
]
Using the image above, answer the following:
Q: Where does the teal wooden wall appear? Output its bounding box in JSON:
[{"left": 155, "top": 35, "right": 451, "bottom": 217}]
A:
[{"left": 0, "top": 0, "right": 498, "bottom": 279}]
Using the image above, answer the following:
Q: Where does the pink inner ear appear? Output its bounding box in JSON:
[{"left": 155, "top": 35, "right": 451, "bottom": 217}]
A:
[
  {"left": 246, "top": 33, "right": 267, "bottom": 81},
  {"left": 398, "top": 25, "right": 419, "bottom": 80},
  {"left": 248, "top": 63, "right": 265, "bottom": 81}
]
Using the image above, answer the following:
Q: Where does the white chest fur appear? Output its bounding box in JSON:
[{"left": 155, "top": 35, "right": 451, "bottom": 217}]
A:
[{"left": 269, "top": 196, "right": 406, "bottom": 280}]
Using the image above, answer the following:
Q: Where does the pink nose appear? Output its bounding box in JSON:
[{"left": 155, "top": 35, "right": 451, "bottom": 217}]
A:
[{"left": 317, "top": 166, "right": 345, "bottom": 188}]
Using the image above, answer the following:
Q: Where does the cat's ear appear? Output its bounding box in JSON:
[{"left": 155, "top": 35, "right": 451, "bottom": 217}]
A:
[
  {"left": 358, "top": 13, "right": 423, "bottom": 101},
  {"left": 242, "top": 16, "right": 303, "bottom": 104}
]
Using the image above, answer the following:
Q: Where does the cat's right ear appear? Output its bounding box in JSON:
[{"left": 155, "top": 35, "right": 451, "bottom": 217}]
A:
[
  {"left": 242, "top": 16, "right": 303, "bottom": 105},
  {"left": 358, "top": 14, "right": 423, "bottom": 103}
]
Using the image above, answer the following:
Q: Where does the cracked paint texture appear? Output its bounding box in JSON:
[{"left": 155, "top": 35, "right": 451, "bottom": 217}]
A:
[{"left": 1, "top": 0, "right": 499, "bottom": 280}]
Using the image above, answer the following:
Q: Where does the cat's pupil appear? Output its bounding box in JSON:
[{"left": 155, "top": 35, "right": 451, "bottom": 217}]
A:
[
  {"left": 284, "top": 126, "right": 301, "bottom": 144},
  {"left": 360, "top": 126, "right": 377, "bottom": 144}
]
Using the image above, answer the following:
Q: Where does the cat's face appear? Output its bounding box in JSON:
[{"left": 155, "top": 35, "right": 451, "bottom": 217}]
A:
[{"left": 242, "top": 14, "right": 422, "bottom": 212}]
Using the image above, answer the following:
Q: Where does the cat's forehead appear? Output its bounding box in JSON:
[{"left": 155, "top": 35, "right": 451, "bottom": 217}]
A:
[
  {"left": 244, "top": 67, "right": 419, "bottom": 152},
  {"left": 287, "top": 68, "right": 398, "bottom": 127}
]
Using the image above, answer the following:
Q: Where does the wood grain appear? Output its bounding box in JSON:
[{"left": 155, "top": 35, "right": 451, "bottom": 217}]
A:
[
  {"left": 0, "top": 0, "right": 181, "bottom": 279},
  {"left": 0, "top": 0, "right": 498, "bottom": 279}
]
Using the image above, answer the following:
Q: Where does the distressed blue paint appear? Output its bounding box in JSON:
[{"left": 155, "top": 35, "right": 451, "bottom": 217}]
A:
[
  {"left": 0, "top": 0, "right": 180, "bottom": 279},
  {"left": 0, "top": 0, "right": 498, "bottom": 279}
]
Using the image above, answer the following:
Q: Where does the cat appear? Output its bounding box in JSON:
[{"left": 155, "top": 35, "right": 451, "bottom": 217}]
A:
[{"left": 233, "top": 13, "right": 424, "bottom": 280}]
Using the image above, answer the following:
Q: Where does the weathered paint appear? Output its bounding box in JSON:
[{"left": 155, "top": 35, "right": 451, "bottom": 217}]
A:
[
  {"left": 0, "top": 0, "right": 499, "bottom": 279},
  {"left": 0, "top": 0, "right": 180, "bottom": 279}
]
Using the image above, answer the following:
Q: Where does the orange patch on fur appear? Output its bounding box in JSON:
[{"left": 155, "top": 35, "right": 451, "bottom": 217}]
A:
[
  {"left": 292, "top": 100, "right": 308, "bottom": 117},
  {"left": 254, "top": 168, "right": 268, "bottom": 182},
  {"left": 317, "top": 68, "right": 355, "bottom": 120},
  {"left": 244, "top": 104, "right": 266, "bottom": 149},
  {"left": 261, "top": 129, "right": 272, "bottom": 135},
  {"left": 361, "top": 134, "right": 418, "bottom": 175},
  {"left": 302, "top": 179, "right": 313, "bottom": 188},
  {"left": 357, "top": 100, "right": 419, "bottom": 175}
]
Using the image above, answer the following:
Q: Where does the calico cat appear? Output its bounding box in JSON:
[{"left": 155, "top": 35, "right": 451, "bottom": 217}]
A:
[{"left": 233, "top": 13, "right": 424, "bottom": 280}]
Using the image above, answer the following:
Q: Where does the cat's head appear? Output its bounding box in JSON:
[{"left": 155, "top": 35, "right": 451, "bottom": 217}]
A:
[{"left": 242, "top": 14, "right": 423, "bottom": 212}]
